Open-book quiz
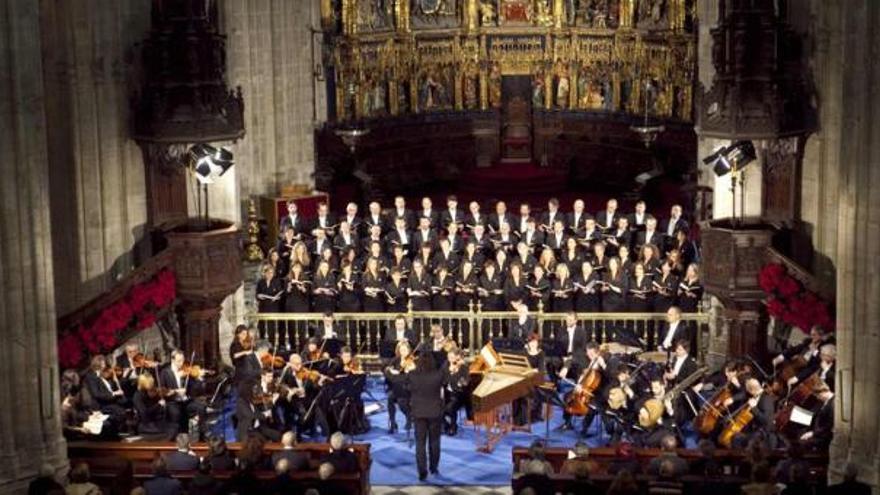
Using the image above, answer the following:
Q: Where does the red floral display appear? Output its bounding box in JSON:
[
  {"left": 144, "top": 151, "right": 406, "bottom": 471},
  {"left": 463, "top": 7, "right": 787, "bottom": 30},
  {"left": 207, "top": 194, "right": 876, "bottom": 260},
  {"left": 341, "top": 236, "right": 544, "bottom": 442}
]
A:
[
  {"left": 758, "top": 263, "right": 834, "bottom": 334},
  {"left": 57, "top": 268, "right": 176, "bottom": 369}
]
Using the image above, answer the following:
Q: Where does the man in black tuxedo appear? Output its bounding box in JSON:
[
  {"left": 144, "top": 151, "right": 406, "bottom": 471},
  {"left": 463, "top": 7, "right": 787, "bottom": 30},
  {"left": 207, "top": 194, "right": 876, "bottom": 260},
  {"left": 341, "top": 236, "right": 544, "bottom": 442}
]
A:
[
  {"left": 279, "top": 200, "right": 304, "bottom": 238},
  {"left": 800, "top": 383, "right": 834, "bottom": 450},
  {"left": 656, "top": 306, "right": 689, "bottom": 352},
  {"left": 662, "top": 340, "right": 699, "bottom": 389},
  {"left": 405, "top": 353, "right": 447, "bottom": 481},
  {"left": 551, "top": 311, "right": 588, "bottom": 382},
  {"left": 595, "top": 198, "right": 619, "bottom": 232},
  {"left": 412, "top": 216, "right": 437, "bottom": 253},
  {"left": 635, "top": 215, "right": 663, "bottom": 251},
  {"left": 312, "top": 201, "right": 337, "bottom": 236},
  {"left": 364, "top": 201, "right": 386, "bottom": 236},
  {"left": 539, "top": 198, "right": 562, "bottom": 233},
  {"left": 567, "top": 199, "right": 588, "bottom": 237},
  {"left": 627, "top": 200, "right": 649, "bottom": 231},
  {"left": 418, "top": 196, "right": 440, "bottom": 229},
  {"left": 388, "top": 196, "right": 416, "bottom": 230},
  {"left": 660, "top": 204, "right": 689, "bottom": 252},
  {"left": 440, "top": 195, "right": 465, "bottom": 230},
  {"left": 509, "top": 302, "right": 537, "bottom": 343},
  {"left": 384, "top": 314, "right": 416, "bottom": 346},
  {"left": 488, "top": 200, "right": 513, "bottom": 234},
  {"left": 520, "top": 218, "right": 545, "bottom": 252}
]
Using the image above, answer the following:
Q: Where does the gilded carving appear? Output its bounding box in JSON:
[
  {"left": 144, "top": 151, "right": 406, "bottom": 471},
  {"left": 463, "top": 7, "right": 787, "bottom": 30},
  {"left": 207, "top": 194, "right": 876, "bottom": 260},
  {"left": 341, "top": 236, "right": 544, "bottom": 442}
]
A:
[{"left": 324, "top": 0, "right": 694, "bottom": 122}]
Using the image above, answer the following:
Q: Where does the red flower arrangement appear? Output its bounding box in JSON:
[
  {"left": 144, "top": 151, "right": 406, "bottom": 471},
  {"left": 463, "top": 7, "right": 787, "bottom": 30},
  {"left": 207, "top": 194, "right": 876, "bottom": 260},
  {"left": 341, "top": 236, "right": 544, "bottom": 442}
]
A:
[
  {"left": 57, "top": 268, "right": 177, "bottom": 369},
  {"left": 758, "top": 263, "right": 834, "bottom": 334}
]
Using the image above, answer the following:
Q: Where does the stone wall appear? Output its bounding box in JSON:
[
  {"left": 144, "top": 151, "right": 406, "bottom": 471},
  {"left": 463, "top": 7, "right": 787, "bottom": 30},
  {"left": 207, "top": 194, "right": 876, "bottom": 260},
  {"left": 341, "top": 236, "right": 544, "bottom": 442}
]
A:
[
  {"left": 0, "top": 0, "right": 66, "bottom": 490},
  {"left": 41, "top": 0, "right": 152, "bottom": 317}
]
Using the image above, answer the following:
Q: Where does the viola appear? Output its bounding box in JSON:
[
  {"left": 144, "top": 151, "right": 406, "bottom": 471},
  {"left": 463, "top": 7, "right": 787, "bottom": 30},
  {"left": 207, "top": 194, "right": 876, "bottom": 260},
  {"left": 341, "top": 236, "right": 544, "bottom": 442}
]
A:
[
  {"left": 180, "top": 363, "right": 213, "bottom": 379},
  {"left": 261, "top": 354, "right": 285, "bottom": 369},
  {"left": 295, "top": 367, "right": 332, "bottom": 383},
  {"left": 132, "top": 353, "right": 158, "bottom": 368}
]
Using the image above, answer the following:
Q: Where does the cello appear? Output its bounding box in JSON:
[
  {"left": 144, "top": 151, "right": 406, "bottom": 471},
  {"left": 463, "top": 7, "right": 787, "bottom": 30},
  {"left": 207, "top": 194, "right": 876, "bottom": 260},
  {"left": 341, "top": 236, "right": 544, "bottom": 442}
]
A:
[
  {"left": 718, "top": 402, "right": 754, "bottom": 448},
  {"left": 564, "top": 358, "right": 603, "bottom": 417},
  {"left": 693, "top": 385, "right": 734, "bottom": 435}
]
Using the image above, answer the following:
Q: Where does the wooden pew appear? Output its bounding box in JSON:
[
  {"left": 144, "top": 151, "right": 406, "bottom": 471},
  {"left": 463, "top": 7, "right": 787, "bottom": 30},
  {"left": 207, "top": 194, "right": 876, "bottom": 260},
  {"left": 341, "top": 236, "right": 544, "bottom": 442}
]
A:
[
  {"left": 68, "top": 441, "right": 371, "bottom": 495},
  {"left": 511, "top": 446, "right": 829, "bottom": 493}
]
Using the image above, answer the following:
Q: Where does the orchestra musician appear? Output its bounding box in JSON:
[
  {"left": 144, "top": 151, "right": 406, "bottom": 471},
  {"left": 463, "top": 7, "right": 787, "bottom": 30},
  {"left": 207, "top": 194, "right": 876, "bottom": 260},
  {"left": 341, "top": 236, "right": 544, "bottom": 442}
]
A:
[
  {"left": 551, "top": 311, "right": 588, "bottom": 383},
  {"left": 132, "top": 373, "right": 177, "bottom": 440},
  {"left": 725, "top": 377, "right": 776, "bottom": 449},
  {"left": 236, "top": 368, "right": 282, "bottom": 442},
  {"left": 513, "top": 333, "right": 547, "bottom": 426},
  {"left": 83, "top": 355, "right": 127, "bottom": 424},
  {"left": 442, "top": 347, "right": 470, "bottom": 436},
  {"left": 159, "top": 349, "right": 208, "bottom": 434},
  {"left": 330, "top": 346, "right": 369, "bottom": 435},
  {"left": 772, "top": 326, "right": 834, "bottom": 377},
  {"left": 799, "top": 382, "right": 834, "bottom": 450},
  {"left": 384, "top": 340, "right": 415, "bottom": 434},
  {"left": 559, "top": 342, "right": 607, "bottom": 434},
  {"left": 230, "top": 325, "right": 261, "bottom": 382},
  {"left": 278, "top": 353, "right": 329, "bottom": 439},
  {"left": 384, "top": 314, "right": 416, "bottom": 348},
  {"left": 662, "top": 340, "right": 701, "bottom": 423},
  {"left": 633, "top": 377, "right": 677, "bottom": 448},
  {"left": 657, "top": 306, "right": 689, "bottom": 353},
  {"left": 508, "top": 301, "right": 536, "bottom": 343}
]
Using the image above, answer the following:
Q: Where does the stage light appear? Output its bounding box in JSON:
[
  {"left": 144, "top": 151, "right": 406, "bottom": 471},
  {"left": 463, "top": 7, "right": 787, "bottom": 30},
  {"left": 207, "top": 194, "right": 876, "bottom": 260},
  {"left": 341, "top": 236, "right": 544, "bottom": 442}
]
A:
[
  {"left": 704, "top": 140, "right": 756, "bottom": 177},
  {"left": 188, "top": 144, "right": 234, "bottom": 184}
]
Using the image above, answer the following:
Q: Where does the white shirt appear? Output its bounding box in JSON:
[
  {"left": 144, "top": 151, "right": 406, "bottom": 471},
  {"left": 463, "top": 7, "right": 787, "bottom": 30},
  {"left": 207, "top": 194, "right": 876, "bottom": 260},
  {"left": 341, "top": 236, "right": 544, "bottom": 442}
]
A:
[
  {"left": 319, "top": 215, "right": 328, "bottom": 227},
  {"left": 666, "top": 217, "right": 679, "bottom": 236},
  {"left": 662, "top": 321, "right": 679, "bottom": 349},
  {"left": 566, "top": 325, "right": 577, "bottom": 354},
  {"left": 346, "top": 215, "right": 356, "bottom": 225},
  {"left": 645, "top": 229, "right": 657, "bottom": 243},
  {"left": 518, "top": 314, "right": 528, "bottom": 325},
  {"left": 397, "top": 228, "right": 408, "bottom": 244},
  {"left": 672, "top": 355, "right": 687, "bottom": 377},
  {"left": 396, "top": 328, "right": 407, "bottom": 341},
  {"left": 634, "top": 212, "right": 645, "bottom": 225},
  {"left": 371, "top": 214, "right": 381, "bottom": 224},
  {"left": 323, "top": 324, "right": 336, "bottom": 338},
  {"left": 820, "top": 362, "right": 832, "bottom": 382},
  {"left": 520, "top": 217, "right": 529, "bottom": 232},
  {"left": 287, "top": 213, "right": 298, "bottom": 225},
  {"left": 604, "top": 211, "right": 615, "bottom": 228}
]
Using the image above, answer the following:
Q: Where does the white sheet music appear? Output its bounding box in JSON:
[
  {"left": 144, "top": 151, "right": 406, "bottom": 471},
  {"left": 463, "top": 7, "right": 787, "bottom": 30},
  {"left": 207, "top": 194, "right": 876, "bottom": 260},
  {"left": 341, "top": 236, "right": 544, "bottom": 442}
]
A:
[{"left": 481, "top": 346, "right": 498, "bottom": 368}]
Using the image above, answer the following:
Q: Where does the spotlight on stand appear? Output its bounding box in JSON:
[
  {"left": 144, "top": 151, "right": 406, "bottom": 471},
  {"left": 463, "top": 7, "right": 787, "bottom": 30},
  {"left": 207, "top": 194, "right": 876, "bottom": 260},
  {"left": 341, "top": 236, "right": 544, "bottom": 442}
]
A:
[
  {"left": 187, "top": 143, "right": 236, "bottom": 231},
  {"left": 703, "top": 140, "right": 756, "bottom": 177},
  {"left": 189, "top": 144, "right": 235, "bottom": 184},
  {"left": 702, "top": 140, "right": 757, "bottom": 225}
]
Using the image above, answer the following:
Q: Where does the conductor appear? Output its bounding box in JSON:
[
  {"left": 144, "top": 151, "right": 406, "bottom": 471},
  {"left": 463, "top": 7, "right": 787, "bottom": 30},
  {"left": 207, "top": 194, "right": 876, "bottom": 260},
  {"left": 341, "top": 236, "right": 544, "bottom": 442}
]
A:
[{"left": 406, "top": 352, "right": 447, "bottom": 481}]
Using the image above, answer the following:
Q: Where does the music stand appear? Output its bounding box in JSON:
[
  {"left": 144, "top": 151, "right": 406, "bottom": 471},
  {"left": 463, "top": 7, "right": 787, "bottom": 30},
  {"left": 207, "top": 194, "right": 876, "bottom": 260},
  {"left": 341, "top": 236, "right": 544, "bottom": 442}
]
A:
[
  {"left": 534, "top": 384, "right": 566, "bottom": 442},
  {"left": 329, "top": 374, "right": 367, "bottom": 437}
]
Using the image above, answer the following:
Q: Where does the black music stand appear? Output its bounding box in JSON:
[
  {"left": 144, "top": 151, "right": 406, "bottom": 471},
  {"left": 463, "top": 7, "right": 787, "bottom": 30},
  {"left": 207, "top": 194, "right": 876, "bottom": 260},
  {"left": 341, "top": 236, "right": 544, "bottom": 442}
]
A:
[
  {"left": 329, "top": 374, "right": 367, "bottom": 437},
  {"left": 322, "top": 337, "right": 345, "bottom": 358},
  {"left": 534, "top": 384, "right": 566, "bottom": 442}
]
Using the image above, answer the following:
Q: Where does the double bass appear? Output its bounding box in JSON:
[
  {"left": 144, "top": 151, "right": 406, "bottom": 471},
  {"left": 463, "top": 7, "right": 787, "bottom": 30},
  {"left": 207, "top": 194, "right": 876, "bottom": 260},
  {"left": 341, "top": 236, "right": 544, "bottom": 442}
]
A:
[{"left": 718, "top": 402, "right": 753, "bottom": 448}]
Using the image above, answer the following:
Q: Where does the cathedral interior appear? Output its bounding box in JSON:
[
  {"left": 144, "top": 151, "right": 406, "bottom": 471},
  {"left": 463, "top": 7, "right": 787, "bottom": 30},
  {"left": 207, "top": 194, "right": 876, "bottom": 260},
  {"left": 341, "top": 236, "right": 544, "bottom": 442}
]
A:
[{"left": 1, "top": 0, "right": 879, "bottom": 493}]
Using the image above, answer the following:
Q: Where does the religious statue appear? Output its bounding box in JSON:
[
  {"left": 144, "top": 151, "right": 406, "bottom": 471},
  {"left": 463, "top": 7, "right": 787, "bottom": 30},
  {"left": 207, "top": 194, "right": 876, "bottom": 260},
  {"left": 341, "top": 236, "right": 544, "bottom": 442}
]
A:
[
  {"left": 479, "top": 0, "right": 497, "bottom": 26},
  {"left": 464, "top": 75, "right": 479, "bottom": 109},
  {"left": 554, "top": 61, "right": 570, "bottom": 108},
  {"left": 501, "top": 0, "right": 532, "bottom": 23},
  {"left": 489, "top": 64, "right": 502, "bottom": 108},
  {"left": 421, "top": 71, "right": 450, "bottom": 110},
  {"left": 535, "top": 0, "right": 554, "bottom": 27},
  {"left": 532, "top": 71, "right": 545, "bottom": 107}
]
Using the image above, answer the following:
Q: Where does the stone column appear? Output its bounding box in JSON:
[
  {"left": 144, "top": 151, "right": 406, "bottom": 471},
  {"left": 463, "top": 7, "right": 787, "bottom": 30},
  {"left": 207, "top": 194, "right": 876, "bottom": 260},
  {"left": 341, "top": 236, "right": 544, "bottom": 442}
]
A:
[{"left": 0, "top": 0, "right": 66, "bottom": 490}]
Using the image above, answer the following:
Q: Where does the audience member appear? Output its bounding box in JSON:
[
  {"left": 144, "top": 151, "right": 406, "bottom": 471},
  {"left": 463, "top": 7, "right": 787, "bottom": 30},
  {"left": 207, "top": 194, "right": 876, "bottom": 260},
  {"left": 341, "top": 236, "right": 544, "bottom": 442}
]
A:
[
  {"left": 648, "top": 459, "right": 684, "bottom": 495},
  {"left": 188, "top": 459, "right": 222, "bottom": 495},
  {"left": 237, "top": 434, "right": 271, "bottom": 471},
  {"left": 267, "top": 459, "right": 297, "bottom": 495},
  {"left": 607, "top": 442, "right": 641, "bottom": 475},
  {"left": 646, "top": 434, "right": 688, "bottom": 477},
  {"left": 690, "top": 439, "right": 721, "bottom": 477},
  {"left": 28, "top": 463, "right": 63, "bottom": 495},
  {"left": 740, "top": 462, "right": 776, "bottom": 495},
  {"left": 162, "top": 433, "right": 199, "bottom": 471},
  {"left": 142, "top": 457, "right": 182, "bottom": 495},
  {"left": 222, "top": 461, "right": 261, "bottom": 495},
  {"left": 322, "top": 432, "right": 359, "bottom": 473},
  {"left": 827, "top": 463, "right": 871, "bottom": 495},
  {"left": 773, "top": 443, "right": 806, "bottom": 484},
  {"left": 560, "top": 442, "right": 597, "bottom": 479},
  {"left": 780, "top": 463, "right": 812, "bottom": 495},
  {"left": 205, "top": 435, "right": 236, "bottom": 471},
  {"left": 108, "top": 460, "right": 136, "bottom": 495},
  {"left": 271, "top": 430, "right": 311, "bottom": 472},
  {"left": 606, "top": 469, "right": 640, "bottom": 495},
  {"left": 515, "top": 473, "right": 555, "bottom": 495},
  {"left": 738, "top": 437, "right": 768, "bottom": 479},
  {"left": 517, "top": 440, "right": 554, "bottom": 475},
  {"left": 65, "top": 462, "right": 101, "bottom": 495}
]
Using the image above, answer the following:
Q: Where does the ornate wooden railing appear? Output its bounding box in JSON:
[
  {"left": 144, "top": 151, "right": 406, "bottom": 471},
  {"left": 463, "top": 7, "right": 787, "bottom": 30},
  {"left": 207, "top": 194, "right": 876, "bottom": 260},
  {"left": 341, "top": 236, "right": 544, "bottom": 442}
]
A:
[{"left": 248, "top": 306, "right": 710, "bottom": 361}]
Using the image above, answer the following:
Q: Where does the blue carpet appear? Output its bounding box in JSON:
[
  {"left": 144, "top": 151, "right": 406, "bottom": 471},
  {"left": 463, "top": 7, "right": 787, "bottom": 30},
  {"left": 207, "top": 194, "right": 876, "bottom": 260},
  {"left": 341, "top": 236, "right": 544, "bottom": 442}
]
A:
[{"left": 211, "top": 375, "right": 700, "bottom": 486}]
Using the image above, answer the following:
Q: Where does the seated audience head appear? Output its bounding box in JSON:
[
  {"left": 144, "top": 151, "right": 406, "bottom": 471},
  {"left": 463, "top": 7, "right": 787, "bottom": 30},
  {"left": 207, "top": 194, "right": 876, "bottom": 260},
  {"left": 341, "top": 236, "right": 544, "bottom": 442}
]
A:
[
  {"left": 208, "top": 434, "right": 228, "bottom": 456},
  {"left": 658, "top": 459, "right": 677, "bottom": 479},
  {"left": 69, "top": 462, "right": 91, "bottom": 484},
  {"left": 319, "top": 462, "right": 335, "bottom": 480},
  {"left": 844, "top": 462, "right": 860, "bottom": 482},
  {"left": 275, "top": 458, "right": 290, "bottom": 475},
  {"left": 527, "top": 439, "right": 547, "bottom": 461},
  {"left": 281, "top": 430, "right": 296, "bottom": 448},
  {"left": 660, "top": 434, "right": 678, "bottom": 452},
  {"left": 176, "top": 433, "right": 191, "bottom": 452},
  {"left": 152, "top": 457, "right": 169, "bottom": 477},
  {"left": 330, "top": 431, "right": 347, "bottom": 451}
]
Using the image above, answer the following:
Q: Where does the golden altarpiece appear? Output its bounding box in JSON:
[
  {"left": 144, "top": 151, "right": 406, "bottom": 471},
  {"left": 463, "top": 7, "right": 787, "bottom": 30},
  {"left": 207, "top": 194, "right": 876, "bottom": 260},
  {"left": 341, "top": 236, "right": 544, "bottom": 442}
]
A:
[{"left": 319, "top": 0, "right": 695, "bottom": 123}]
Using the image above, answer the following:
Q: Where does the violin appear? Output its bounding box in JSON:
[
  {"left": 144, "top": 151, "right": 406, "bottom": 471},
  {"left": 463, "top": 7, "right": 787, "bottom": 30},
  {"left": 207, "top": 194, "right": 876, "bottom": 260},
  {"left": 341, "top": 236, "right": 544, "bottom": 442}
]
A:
[
  {"left": 251, "top": 382, "right": 279, "bottom": 407},
  {"left": 400, "top": 353, "right": 417, "bottom": 373},
  {"left": 344, "top": 357, "right": 363, "bottom": 374},
  {"left": 240, "top": 333, "right": 255, "bottom": 351},
  {"left": 132, "top": 353, "right": 158, "bottom": 368},
  {"left": 145, "top": 386, "right": 173, "bottom": 401},
  {"left": 295, "top": 367, "right": 333, "bottom": 383},
  {"left": 718, "top": 402, "right": 754, "bottom": 448},
  {"left": 180, "top": 363, "right": 213, "bottom": 379},
  {"left": 261, "top": 353, "right": 285, "bottom": 369}
]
